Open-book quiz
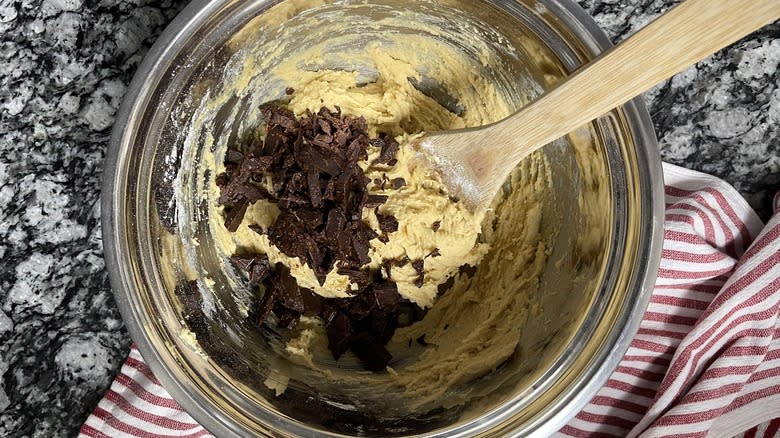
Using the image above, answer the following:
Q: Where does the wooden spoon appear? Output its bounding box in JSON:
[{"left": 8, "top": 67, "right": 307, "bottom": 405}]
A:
[{"left": 417, "top": 0, "right": 780, "bottom": 210}]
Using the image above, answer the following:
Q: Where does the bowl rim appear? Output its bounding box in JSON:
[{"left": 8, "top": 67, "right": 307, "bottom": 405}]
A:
[{"left": 101, "top": 0, "right": 665, "bottom": 436}]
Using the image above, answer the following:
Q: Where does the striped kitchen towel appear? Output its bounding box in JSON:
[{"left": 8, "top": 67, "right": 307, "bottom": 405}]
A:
[{"left": 80, "top": 163, "right": 780, "bottom": 438}]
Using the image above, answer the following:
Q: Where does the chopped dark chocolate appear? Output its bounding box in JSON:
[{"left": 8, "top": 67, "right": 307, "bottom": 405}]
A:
[
  {"left": 394, "top": 255, "right": 411, "bottom": 267},
  {"left": 230, "top": 254, "right": 271, "bottom": 286},
  {"left": 325, "top": 307, "right": 352, "bottom": 359},
  {"left": 351, "top": 333, "right": 392, "bottom": 372},
  {"left": 223, "top": 202, "right": 249, "bottom": 232},
  {"left": 373, "top": 173, "right": 390, "bottom": 190},
  {"left": 372, "top": 282, "right": 401, "bottom": 311},
  {"left": 458, "top": 264, "right": 478, "bottom": 278},
  {"left": 364, "top": 194, "right": 388, "bottom": 208},
  {"left": 431, "top": 220, "right": 441, "bottom": 232},
  {"left": 372, "top": 135, "right": 400, "bottom": 166},
  {"left": 390, "top": 177, "right": 406, "bottom": 189},
  {"left": 218, "top": 105, "right": 394, "bottom": 281},
  {"left": 218, "top": 104, "right": 418, "bottom": 372},
  {"left": 377, "top": 211, "right": 399, "bottom": 234},
  {"left": 412, "top": 259, "right": 425, "bottom": 288},
  {"left": 254, "top": 284, "right": 276, "bottom": 325},
  {"left": 426, "top": 248, "right": 441, "bottom": 258}
]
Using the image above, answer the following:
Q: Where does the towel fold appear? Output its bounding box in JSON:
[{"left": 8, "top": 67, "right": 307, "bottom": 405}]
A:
[{"left": 80, "top": 163, "right": 780, "bottom": 438}]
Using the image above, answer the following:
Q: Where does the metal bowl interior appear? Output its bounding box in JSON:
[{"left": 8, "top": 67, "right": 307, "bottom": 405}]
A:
[{"left": 102, "top": 0, "right": 664, "bottom": 436}]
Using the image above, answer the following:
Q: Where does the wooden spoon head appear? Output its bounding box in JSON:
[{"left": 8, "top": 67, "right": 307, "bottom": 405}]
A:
[{"left": 414, "top": 128, "right": 506, "bottom": 211}]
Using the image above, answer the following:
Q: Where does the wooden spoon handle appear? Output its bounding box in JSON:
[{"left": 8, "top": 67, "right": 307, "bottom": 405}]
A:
[{"left": 493, "top": 0, "right": 780, "bottom": 163}]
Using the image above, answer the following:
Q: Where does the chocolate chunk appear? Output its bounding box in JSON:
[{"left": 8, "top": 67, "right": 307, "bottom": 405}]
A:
[
  {"left": 373, "top": 136, "right": 400, "bottom": 166},
  {"left": 437, "top": 276, "right": 456, "bottom": 295},
  {"left": 272, "top": 264, "right": 305, "bottom": 314},
  {"left": 217, "top": 104, "right": 420, "bottom": 372},
  {"left": 381, "top": 259, "right": 394, "bottom": 278},
  {"left": 307, "top": 171, "right": 323, "bottom": 207},
  {"left": 337, "top": 267, "right": 370, "bottom": 288},
  {"left": 458, "top": 264, "right": 478, "bottom": 278},
  {"left": 392, "top": 255, "right": 410, "bottom": 268},
  {"left": 426, "top": 248, "right": 441, "bottom": 258},
  {"left": 373, "top": 282, "right": 400, "bottom": 311},
  {"left": 347, "top": 294, "right": 375, "bottom": 319},
  {"left": 325, "top": 308, "right": 352, "bottom": 359},
  {"left": 274, "top": 304, "right": 301, "bottom": 329},
  {"left": 300, "top": 288, "right": 324, "bottom": 316},
  {"left": 364, "top": 194, "right": 388, "bottom": 208},
  {"left": 351, "top": 237, "right": 371, "bottom": 266},
  {"left": 224, "top": 202, "right": 248, "bottom": 232},
  {"left": 230, "top": 254, "right": 270, "bottom": 286},
  {"left": 285, "top": 87, "right": 295, "bottom": 95},
  {"left": 432, "top": 220, "right": 441, "bottom": 232},
  {"left": 374, "top": 173, "right": 391, "bottom": 190},
  {"left": 264, "top": 105, "right": 299, "bottom": 133},
  {"left": 416, "top": 335, "right": 428, "bottom": 346},
  {"left": 351, "top": 334, "right": 392, "bottom": 371},
  {"left": 390, "top": 177, "right": 406, "bottom": 189},
  {"left": 255, "top": 285, "right": 276, "bottom": 324},
  {"left": 376, "top": 212, "right": 399, "bottom": 234},
  {"left": 412, "top": 259, "right": 425, "bottom": 288}
]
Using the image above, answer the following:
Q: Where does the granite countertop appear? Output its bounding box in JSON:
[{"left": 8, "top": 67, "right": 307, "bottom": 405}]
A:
[{"left": 0, "top": 0, "right": 777, "bottom": 436}]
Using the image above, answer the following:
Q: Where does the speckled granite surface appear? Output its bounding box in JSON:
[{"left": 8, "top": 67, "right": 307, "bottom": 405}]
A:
[{"left": 0, "top": 0, "right": 777, "bottom": 436}]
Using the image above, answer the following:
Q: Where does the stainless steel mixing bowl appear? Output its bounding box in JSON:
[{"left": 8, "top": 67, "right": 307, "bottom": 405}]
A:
[{"left": 102, "top": 0, "right": 664, "bottom": 436}]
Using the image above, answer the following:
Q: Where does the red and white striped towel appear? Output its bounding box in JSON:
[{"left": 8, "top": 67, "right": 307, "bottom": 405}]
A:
[{"left": 80, "top": 163, "right": 780, "bottom": 438}]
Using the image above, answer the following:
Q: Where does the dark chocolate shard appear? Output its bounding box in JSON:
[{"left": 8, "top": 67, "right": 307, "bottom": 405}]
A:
[
  {"left": 412, "top": 259, "right": 425, "bottom": 288},
  {"left": 230, "top": 254, "right": 271, "bottom": 286},
  {"left": 255, "top": 286, "right": 276, "bottom": 324},
  {"left": 393, "top": 255, "right": 411, "bottom": 268},
  {"left": 325, "top": 308, "right": 352, "bottom": 359},
  {"left": 364, "top": 194, "right": 388, "bottom": 208},
  {"left": 272, "top": 264, "right": 305, "bottom": 314},
  {"left": 224, "top": 202, "right": 249, "bottom": 232},
  {"left": 351, "top": 333, "right": 392, "bottom": 371},
  {"left": 301, "top": 288, "right": 324, "bottom": 316},
  {"left": 373, "top": 136, "right": 399, "bottom": 166},
  {"left": 426, "top": 248, "right": 441, "bottom": 258},
  {"left": 377, "top": 212, "right": 399, "bottom": 234},
  {"left": 176, "top": 280, "right": 202, "bottom": 321},
  {"left": 431, "top": 220, "right": 441, "bottom": 232},
  {"left": 373, "top": 282, "right": 400, "bottom": 311},
  {"left": 458, "top": 264, "right": 478, "bottom": 278},
  {"left": 274, "top": 304, "right": 301, "bottom": 329},
  {"left": 217, "top": 104, "right": 422, "bottom": 372},
  {"left": 390, "top": 177, "right": 406, "bottom": 189},
  {"left": 437, "top": 275, "right": 456, "bottom": 295},
  {"left": 337, "top": 267, "right": 370, "bottom": 288}
]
